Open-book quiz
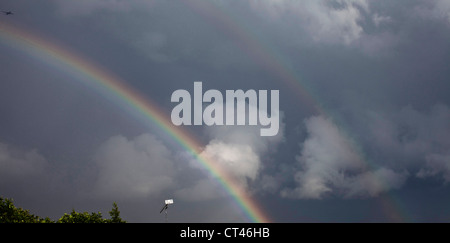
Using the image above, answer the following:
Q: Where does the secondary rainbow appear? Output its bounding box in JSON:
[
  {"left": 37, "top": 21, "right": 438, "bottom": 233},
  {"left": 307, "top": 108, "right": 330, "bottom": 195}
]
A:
[
  {"left": 183, "top": 1, "right": 410, "bottom": 222},
  {"left": 0, "top": 22, "right": 271, "bottom": 223}
]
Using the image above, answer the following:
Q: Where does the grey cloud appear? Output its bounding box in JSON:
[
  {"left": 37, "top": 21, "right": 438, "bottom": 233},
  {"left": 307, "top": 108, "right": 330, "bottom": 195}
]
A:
[
  {"left": 435, "top": 0, "right": 450, "bottom": 22},
  {"left": 282, "top": 115, "right": 408, "bottom": 199},
  {"left": 53, "top": 0, "right": 156, "bottom": 16},
  {"left": 90, "top": 134, "right": 176, "bottom": 199},
  {"left": 365, "top": 104, "right": 450, "bottom": 168},
  {"left": 414, "top": 0, "right": 450, "bottom": 23},
  {"left": 372, "top": 13, "right": 392, "bottom": 27},
  {"left": 248, "top": 0, "right": 370, "bottom": 45},
  {"left": 342, "top": 168, "right": 408, "bottom": 198},
  {"left": 0, "top": 142, "right": 48, "bottom": 180},
  {"left": 417, "top": 154, "right": 450, "bottom": 183},
  {"left": 132, "top": 32, "right": 173, "bottom": 63},
  {"left": 339, "top": 102, "right": 450, "bottom": 184},
  {"left": 363, "top": 104, "right": 450, "bottom": 184},
  {"left": 0, "top": 141, "right": 62, "bottom": 206},
  {"left": 174, "top": 178, "right": 225, "bottom": 202}
]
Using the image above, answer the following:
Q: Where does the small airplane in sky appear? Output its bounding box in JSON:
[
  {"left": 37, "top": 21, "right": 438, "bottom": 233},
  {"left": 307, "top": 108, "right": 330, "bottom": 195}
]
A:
[{"left": 2, "top": 11, "right": 13, "bottom": 15}]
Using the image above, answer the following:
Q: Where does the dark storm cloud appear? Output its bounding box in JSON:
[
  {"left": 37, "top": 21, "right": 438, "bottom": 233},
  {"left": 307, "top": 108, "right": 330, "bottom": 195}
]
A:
[{"left": 1, "top": 0, "right": 450, "bottom": 222}]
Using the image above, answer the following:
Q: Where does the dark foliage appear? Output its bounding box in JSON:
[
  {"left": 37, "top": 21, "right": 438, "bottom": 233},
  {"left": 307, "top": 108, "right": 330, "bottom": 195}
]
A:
[{"left": 0, "top": 196, "right": 126, "bottom": 223}]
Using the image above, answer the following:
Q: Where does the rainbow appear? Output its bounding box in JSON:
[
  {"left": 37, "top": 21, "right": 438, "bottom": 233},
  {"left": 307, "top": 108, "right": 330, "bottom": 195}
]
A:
[
  {"left": 183, "top": 0, "right": 321, "bottom": 114},
  {"left": 0, "top": 22, "right": 271, "bottom": 223},
  {"left": 183, "top": 1, "right": 410, "bottom": 222}
]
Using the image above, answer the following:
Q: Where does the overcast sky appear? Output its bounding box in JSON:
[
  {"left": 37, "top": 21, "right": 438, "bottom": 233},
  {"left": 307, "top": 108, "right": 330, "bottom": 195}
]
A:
[{"left": 1, "top": 0, "right": 450, "bottom": 222}]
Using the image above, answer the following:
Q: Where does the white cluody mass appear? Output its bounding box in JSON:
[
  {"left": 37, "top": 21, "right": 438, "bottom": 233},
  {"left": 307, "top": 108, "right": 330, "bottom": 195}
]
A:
[{"left": 282, "top": 116, "right": 408, "bottom": 199}]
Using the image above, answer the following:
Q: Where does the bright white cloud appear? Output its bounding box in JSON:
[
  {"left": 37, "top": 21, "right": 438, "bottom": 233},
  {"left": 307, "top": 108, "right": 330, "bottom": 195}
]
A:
[
  {"left": 176, "top": 106, "right": 285, "bottom": 200},
  {"left": 200, "top": 140, "right": 261, "bottom": 186},
  {"left": 201, "top": 109, "right": 285, "bottom": 186}
]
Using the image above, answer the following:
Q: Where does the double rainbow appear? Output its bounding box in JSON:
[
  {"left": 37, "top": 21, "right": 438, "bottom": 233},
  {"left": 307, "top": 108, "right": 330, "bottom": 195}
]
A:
[{"left": 1, "top": 0, "right": 410, "bottom": 222}]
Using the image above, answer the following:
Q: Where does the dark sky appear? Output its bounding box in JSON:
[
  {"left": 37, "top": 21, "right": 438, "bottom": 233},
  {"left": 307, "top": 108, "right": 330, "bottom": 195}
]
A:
[{"left": 1, "top": 0, "right": 450, "bottom": 222}]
